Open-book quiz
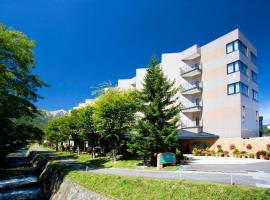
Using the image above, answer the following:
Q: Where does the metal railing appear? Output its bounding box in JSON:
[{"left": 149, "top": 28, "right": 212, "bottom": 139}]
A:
[
  {"left": 181, "top": 101, "right": 202, "bottom": 110},
  {"left": 180, "top": 81, "right": 202, "bottom": 92},
  {"left": 181, "top": 63, "right": 202, "bottom": 75},
  {"left": 181, "top": 120, "right": 203, "bottom": 128}
]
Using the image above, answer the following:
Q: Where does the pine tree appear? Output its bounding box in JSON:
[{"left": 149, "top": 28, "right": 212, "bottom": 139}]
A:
[{"left": 129, "top": 56, "right": 180, "bottom": 165}]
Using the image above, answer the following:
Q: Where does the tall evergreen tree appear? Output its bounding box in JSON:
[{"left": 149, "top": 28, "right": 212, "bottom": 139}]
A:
[{"left": 129, "top": 56, "right": 180, "bottom": 165}]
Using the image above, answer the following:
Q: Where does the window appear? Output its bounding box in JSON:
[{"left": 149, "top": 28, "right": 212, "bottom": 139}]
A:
[
  {"left": 242, "top": 106, "right": 246, "bottom": 119},
  {"left": 227, "top": 61, "right": 247, "bottom": 75},
  {"left": 226, "top": 40, "right": 247, "bottom": 55},
  {"left": 250, "top": 52, "right": 257, "bottom": 65},
  {"left": 240, "top": 83, "right": 249, "bottom": 96},
  {"left": 251, "top": 71, "right": 258, "bottom": 83},
  {"left": 256, "top": 111, "right": 259, "bottom": 122},
  {"left": 252, "top": 89, "right": 258, "bottom": 101},
  {"left": 228, "top": 83, "right": 236, "bottom": 94},
  {"left": 227, "top": 82, "right": 249, "bottom": 96}
]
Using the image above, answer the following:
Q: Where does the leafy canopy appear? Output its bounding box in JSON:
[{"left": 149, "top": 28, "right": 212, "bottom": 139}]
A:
[{"left": 0, "top": 24, "right": 47, "bottom": 143}]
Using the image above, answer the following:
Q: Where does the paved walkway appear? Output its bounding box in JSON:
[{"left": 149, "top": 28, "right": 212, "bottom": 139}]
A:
[
  {"left": 184, "top": 154, "right": 270, "bottom": 173},
  {"left": 32, "top": 145, "right": 270, "bottom": 188}
]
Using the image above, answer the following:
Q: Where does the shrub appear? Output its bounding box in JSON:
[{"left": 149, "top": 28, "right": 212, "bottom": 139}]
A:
[
  {"left": 217, "top": 144, "right": 222, "bottom": 150},
  {"left": 224, "top": 151, "right": 229, "bottom": 156},
  {"left": 233, "top": 149, "right": 240, "bottom": 156},
  {"left": 256, "top": 150, "right": 267, "bottom": 158},
  {"left": 249, "top": 153, "right": 255, "bottom": 158},
  {"left": 266, "top": 151, "right": 270, "bottom": 159},
  {"left": 229, "top": 144, "right": 236, "bottom": 150},
  {"left": 175, "top": 148, "right": 182, "bottom": 162},
  {"left": 240, "top": 151, "right": 247, "bottom": 158},
  {"left": 267, "top": 144, "right": 270, "bottom": 151},
  {"left": 246, "top": 144, "right": 252, "bottom": 150},
  {"left": 192, "top": 147, "right": 198, "bottom": 156}
]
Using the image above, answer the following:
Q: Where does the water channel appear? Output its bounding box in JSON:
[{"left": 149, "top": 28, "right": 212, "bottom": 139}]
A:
[{"left": 0, "top": 148, "right": 44, "bottom": 200}]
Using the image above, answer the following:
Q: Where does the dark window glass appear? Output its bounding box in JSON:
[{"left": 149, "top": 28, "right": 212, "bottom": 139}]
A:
[
  {"left": 252, "top": 90, "right": 258, "bottom": 101},
  {"left": 227, "top": 61, "right": 247, "bottom": 75},
  {"left": 227, "top": 82, "right": 249, "bottom": 96},
  {"left": 226, "top": 40, "right": 247, "bottom": 56},
  {"left": 228, "top": 84, "right": 235, "bottom": 94},
  {"left": 252, "top": 71, "right": 258, "bottom": 83},
  {"left": 250, "top": 52, "right": 257, "bottom": 65},
  {"left": 240, "top": 83, "right": 249, "bottom": 96}
]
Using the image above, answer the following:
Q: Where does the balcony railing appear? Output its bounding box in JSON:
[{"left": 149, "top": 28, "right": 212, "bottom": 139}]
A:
[
  {"left": 180, "top": 63, "right": 202, "bottom": 76},
  {"left": 181, "top": 101, "right": 202, "bottom": 110},
  {"left": 181, "top": 120, "right": 203, "bottom": 128},
  {"left": 180, "top": 81, "right": 202, "bottom": 93}
]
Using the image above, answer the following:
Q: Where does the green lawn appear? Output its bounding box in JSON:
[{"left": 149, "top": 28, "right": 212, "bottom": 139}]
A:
[
  {"left": 47, "top": 149, "right": 180, "bottom": 171},
  {"left": 37, "top": 148, "right": 270, "bottom": 200},
  {"left": 62, "top": 167, "right": 269, "bottom": 200}
]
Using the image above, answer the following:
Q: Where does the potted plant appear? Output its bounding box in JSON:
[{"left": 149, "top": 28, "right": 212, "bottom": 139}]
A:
[
  {"left": 192, "top": 147, "right": 198, "bottom": 156},
  {"left": 224, "top": 151, "right": 229, "bottom": 157},
  {"left": 233, "top": 149, "right": 240, "bottom": 158},
  {"left": 267, "top": 144, "right": 270, "bottom": 151},
  {"left": 180, "top": 156, "right": 189, "bottom": 164},
  {"left": 246, "top": 144, "right": 252, "bottom": 151},
  {"left": 217, "top": 144, "right": 222, "bottom": 151},
  {"left": 248, "top": 153, "right": 255, "bottom": 159},
  {"left": 230, "top": 144, "right": 236, "bottom": 150},
  {"left": 256, "top": 150, "right": 267, "bottom": 160},
  {"left": 217, "top": 149, "right": 224, "bottom": 157},
  {"left": 266, "top": 151, "right": 270, "bottom": 160}
]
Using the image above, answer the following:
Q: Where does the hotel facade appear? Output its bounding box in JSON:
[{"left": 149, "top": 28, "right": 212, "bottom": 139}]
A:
[{"left": 118, "top": 29, "right": 260, "bottom": 150}]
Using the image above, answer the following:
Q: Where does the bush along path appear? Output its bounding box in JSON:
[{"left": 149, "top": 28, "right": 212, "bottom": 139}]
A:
[{"left": 32, "top": 145, "right": 270, "bottom": 189}]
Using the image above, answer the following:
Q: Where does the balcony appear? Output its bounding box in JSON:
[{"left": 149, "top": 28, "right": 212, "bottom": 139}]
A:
[
  {"left": 181, "top": 103, "right": 202, "bottom": 113},
  {"left": 181, "top": 120, "right": 203, "bottom": 132},
  {"left": 181, "top": 81, "right": 202, "bottom": 95},
  {"left": 181, "top": 64, "right": 202, "bottom": 78},
  {"left": 181, "top": 45, "right": 201, "bottom": 61}
]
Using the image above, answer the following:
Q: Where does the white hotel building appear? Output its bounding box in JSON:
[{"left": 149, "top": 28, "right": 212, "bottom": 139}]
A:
[{"left": 118, "top": 29, "right": 260, "bottom": 144}]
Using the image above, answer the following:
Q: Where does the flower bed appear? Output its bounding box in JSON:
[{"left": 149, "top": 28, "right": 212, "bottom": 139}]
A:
[{"left": 191, "top": 144, "right": 270, "bottom": 160}]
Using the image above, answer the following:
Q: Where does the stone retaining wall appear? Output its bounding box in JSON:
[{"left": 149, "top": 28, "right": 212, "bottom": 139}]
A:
[{"left": 28, "top": 151, "right": 110, "bottom": 200}]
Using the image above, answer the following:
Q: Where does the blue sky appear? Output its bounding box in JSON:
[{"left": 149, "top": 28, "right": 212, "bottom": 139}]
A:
[{"left": 1, "top": 0, "right": 270, "bottom": 123}]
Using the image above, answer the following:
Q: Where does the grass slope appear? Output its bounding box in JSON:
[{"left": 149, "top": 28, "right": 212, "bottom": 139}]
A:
[{"left": 66, "top": 169, "right": 270, "bottom": 200}]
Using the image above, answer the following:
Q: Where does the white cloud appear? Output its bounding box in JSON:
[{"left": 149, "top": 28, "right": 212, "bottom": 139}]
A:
[{"left": 260, "top": 101, "right": 270, "bottom": 125}]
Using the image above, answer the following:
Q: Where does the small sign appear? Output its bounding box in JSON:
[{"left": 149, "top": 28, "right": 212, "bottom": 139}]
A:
[
  {"left": 160, "top": 153, "right": 176, "bottom": 164},
  {"left": 157, "top": 152, "right": 176, "bottom": 170}
]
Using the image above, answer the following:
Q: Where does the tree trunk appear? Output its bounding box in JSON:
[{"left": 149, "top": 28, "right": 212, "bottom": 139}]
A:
[
  {"left": 55, "top": 143, "right": 59, "bottom": 151},
  {"left": 150, "top": 153, "right": 157, "bottom": 166},
  {"left": 92, "top": 146, "right": 95, "bottom": 158}
]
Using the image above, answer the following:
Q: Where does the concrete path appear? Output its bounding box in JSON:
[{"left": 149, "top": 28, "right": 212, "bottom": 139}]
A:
[
  {"left": 184, "top": 154, "right": 270, "bottom": 173},
  {"left": 32, "top": 145, "right": 270, "bottom": 188}
]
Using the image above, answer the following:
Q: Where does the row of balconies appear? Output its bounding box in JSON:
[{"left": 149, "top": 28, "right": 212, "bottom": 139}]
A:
[{"left": 180, "top": 48, "right": 203, "bottom": 133}]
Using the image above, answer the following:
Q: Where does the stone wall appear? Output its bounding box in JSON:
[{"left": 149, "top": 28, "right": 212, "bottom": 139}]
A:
[{"left": 28, "top": 151, "right": 110, "bottom": 200}]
